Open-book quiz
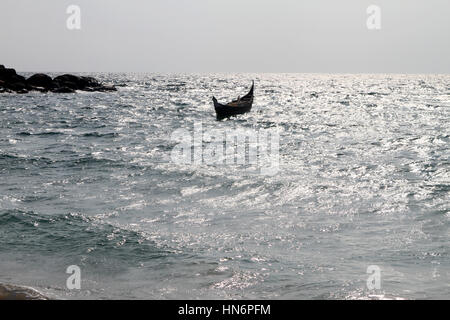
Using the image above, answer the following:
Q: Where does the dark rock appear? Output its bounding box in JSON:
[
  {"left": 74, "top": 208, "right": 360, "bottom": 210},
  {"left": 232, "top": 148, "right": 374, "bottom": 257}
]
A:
[
  {"left": 53, "top": 74, "right": 81, "bottom": 86},
  {"left": 0, "top": 79, "right": 13, "bottom": 93},
  {"left": 0, "top": 65, "right": 27, "bottom": 93},
  {"left": 3, "top": 73, "right": 28, "bottom": 94},
  {"left": 0, "top": 80, "right": 8, "bottom": 93},
  {"left": 57, "top": 80, "right": 79, "bottom": 90},
  {"left": 7, "top": 81, "right": 28, "bottom": 93},
  {"left": 0, "top": 283, "right": 49, "bottom": 300},
  {"left": 80, "top": 76, "right": 101, "bottom": 88},
  {"left": 54, "top": 75, "right": 86, "bottom": 91},
  {"left": 53, "top": 74, "right": 78, "bottom": 82},
  {"left": 27, "top": 74, "right": 54, "bottom": 90},
  {"left": 51, "top": 86, "right": 75, "bottom": 93},
  {"left": 1, "top": 65, "right": 118, "bottom": 94},
  {"left": 10, "top": 74, "right": 26, "bottom": 83},
  {"left": 96, "top": 85, "right": 117, "bottom": 92},
  {"left": 0, "top": 67, "right": 18, "bottom": 81},
  {"left": 53, "top": 74, "right": 112, "bottom": 91}
]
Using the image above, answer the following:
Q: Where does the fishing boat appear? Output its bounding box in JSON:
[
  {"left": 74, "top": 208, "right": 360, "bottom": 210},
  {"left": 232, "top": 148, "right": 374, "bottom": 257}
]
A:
[{"left": 213, "top": 81, "right": 254, "bottom": 120}]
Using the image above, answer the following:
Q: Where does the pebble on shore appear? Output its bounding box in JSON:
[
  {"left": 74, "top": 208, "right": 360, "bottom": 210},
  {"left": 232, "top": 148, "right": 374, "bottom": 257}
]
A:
[{"left": 0, "top": 283, "right": 49, "bottom": 300}]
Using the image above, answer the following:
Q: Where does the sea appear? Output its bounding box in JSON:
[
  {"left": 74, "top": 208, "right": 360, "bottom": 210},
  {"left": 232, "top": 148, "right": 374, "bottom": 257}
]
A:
[{"left": 0, "top": 73, "right": 448, "bottom": 300}]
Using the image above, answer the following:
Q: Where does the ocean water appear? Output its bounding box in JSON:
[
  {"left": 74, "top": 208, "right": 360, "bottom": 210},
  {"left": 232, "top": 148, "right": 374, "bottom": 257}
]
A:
[{"left": 0, "top": 73, "right": 448, "bottom": 300}]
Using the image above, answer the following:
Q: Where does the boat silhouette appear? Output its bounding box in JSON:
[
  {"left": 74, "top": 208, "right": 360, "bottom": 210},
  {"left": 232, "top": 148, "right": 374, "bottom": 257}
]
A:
[{"left": 212, "top": 81, "right": 254, "bottom": 120}]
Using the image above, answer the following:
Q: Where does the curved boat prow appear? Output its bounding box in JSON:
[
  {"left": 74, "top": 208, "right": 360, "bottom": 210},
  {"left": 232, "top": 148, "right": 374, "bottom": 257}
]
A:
[{"left": 212, "top": 81, "right": 255, "bottom": 120}]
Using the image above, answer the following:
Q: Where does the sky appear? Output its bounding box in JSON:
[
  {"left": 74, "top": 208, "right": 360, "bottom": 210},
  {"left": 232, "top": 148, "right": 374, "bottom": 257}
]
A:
[{"left": 0, "top": 0, "right": 449, "bottom": 73}]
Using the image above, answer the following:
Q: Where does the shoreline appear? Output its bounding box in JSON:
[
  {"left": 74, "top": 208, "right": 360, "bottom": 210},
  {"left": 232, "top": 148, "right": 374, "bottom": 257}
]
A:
[{"left": 0, "top": 283, "right": 50, "bottom": 300}]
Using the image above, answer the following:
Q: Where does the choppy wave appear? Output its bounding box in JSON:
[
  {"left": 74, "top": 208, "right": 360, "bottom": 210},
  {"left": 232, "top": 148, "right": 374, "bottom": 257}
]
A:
[{"left": 0, "top": 210, "right": 172, "bottom": 261}]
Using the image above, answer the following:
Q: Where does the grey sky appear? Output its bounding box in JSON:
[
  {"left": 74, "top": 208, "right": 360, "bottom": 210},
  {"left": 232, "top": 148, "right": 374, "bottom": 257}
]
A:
[{"left": 0, "top": 0, "right": 449, "bottom": 73}]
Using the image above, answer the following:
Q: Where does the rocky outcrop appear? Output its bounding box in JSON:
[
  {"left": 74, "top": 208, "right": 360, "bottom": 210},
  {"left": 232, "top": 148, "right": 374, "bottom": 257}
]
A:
[
  {"left": 0, "top": 65, "right": 117, "bottom": 94},
  {"left": 0, "top": 65, "right": 28, "bottom": 93},
  {"left": 26, "top": 73, "right": 54, "bottom": 91},
  {"left": 53, "top": 74, "right": 116, "bottom": 92},
  {"left": 0, "top": 283, "right": 49, "bottom": 300}
]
